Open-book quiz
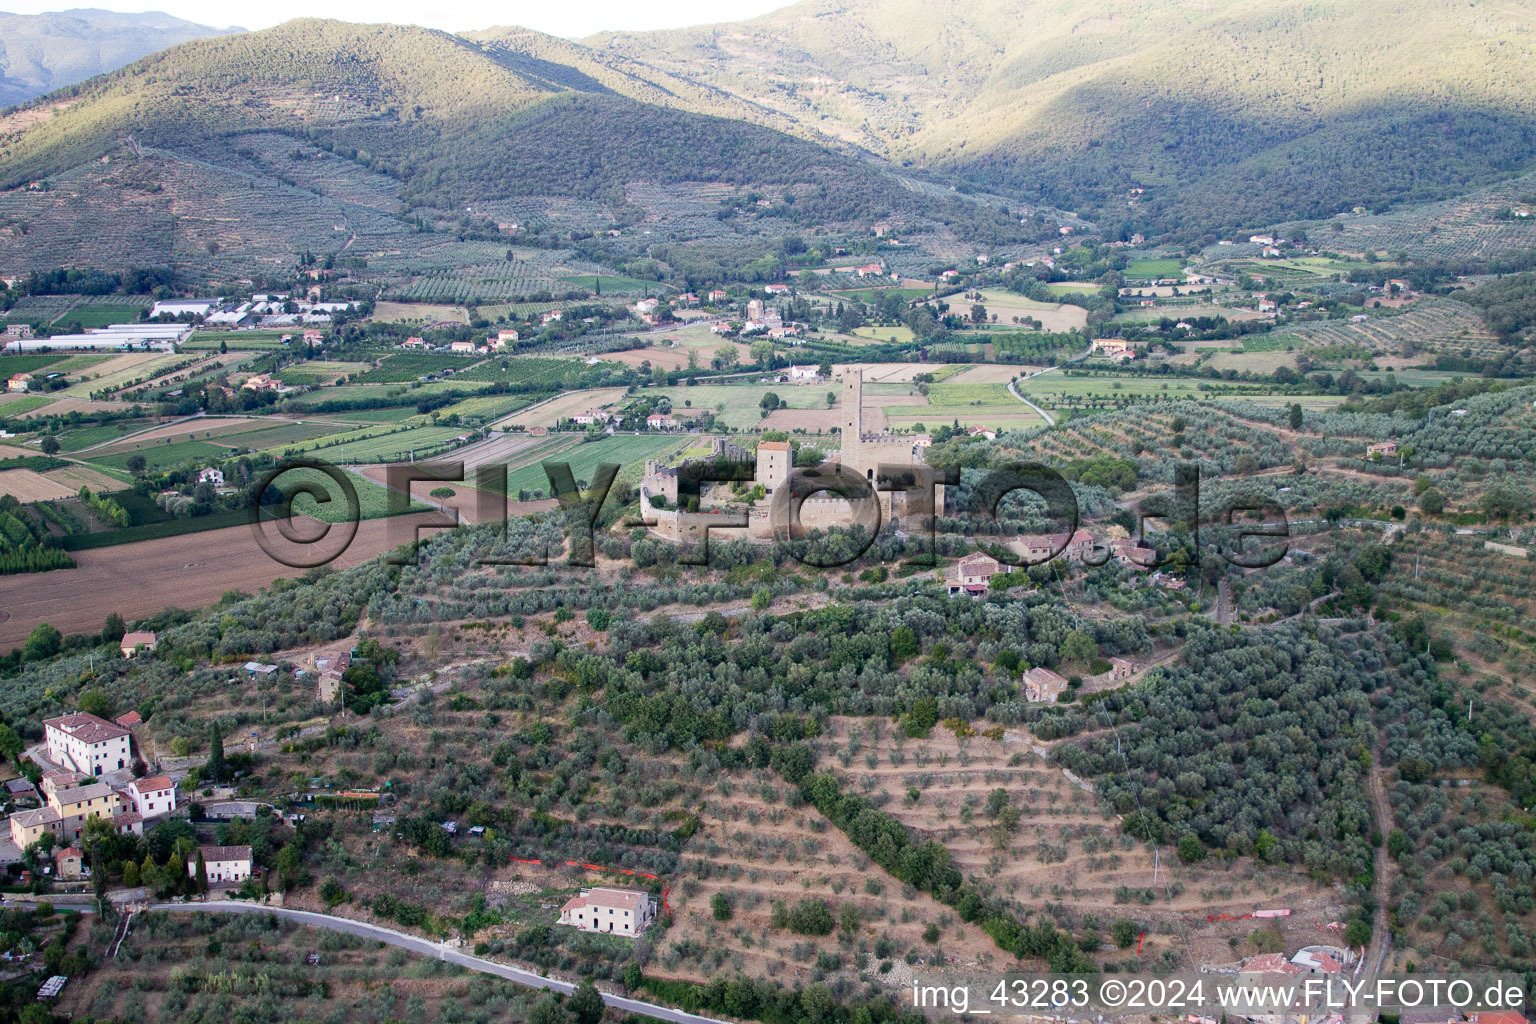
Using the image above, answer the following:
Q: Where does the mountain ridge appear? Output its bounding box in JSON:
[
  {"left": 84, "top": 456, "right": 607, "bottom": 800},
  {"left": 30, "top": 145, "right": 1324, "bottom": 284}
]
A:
[{"left": 0, "top": 8, "right": 242, "bottom": 108}]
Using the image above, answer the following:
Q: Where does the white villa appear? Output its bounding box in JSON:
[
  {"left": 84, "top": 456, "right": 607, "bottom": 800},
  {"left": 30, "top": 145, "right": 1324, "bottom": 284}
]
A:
[{"left": 557, "top": 887, "right": 656, "bottom": 936}]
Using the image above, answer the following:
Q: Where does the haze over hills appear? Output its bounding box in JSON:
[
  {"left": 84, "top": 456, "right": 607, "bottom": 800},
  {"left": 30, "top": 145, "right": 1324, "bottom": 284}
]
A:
[
  {"left": 590, "top": 0, "right": 1536, "bottom": 236},
  {"left": 0, "top": 8, "right": 242, "bottom": 108}
]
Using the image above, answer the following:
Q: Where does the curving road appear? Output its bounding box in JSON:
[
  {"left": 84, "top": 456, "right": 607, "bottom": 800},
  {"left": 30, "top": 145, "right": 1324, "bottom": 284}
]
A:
[
  {"left": 1003, "top": 343, "right": 1097, "bottom": 428},
  {"left": 146, "top": 902, "right": 729, "bottom": 1024}
]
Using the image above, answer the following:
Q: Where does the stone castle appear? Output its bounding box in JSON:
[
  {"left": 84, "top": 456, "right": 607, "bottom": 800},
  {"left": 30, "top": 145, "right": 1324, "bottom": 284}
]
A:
[{"left": 638, "top": 368, "right": 941, "bottom": 545}]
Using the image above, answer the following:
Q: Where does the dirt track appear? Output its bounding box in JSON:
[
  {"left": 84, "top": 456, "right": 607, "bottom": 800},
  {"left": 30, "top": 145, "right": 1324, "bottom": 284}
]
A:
[{"left": 0, "top": 512, "right": 450, "bottom": 648}]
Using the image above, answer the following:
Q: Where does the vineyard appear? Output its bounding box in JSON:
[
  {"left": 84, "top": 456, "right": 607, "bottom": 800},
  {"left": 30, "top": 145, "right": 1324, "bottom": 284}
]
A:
[
  {"left": 381, "top": 260, "right": 560, "bottom": 303},
  {"left": 451, "top": 356, "right": 580, "bottom": 386},
  {"left": 185, "top": 331, "right": 297, "bottom": 351},
  {"left": 278, "top": 423, "right": 470, "bottom": 463},
  {"left": 354, "top": 353, "right": 482, "bottom": 383}
]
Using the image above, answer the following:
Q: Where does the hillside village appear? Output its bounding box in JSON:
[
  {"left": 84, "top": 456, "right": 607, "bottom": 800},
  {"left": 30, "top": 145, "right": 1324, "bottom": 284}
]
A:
[{"left": 0, "top": 3, "right": 1535, "bottom": 1024}]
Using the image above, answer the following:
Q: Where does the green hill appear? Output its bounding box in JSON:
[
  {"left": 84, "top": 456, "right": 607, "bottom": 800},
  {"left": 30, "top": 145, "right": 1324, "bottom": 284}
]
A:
[
  {"left": 588, "top": 0, "right": 1536, "bottom": 238},
  {"left": 0, "top": 18, "right": 1030, "bottom": 280}
]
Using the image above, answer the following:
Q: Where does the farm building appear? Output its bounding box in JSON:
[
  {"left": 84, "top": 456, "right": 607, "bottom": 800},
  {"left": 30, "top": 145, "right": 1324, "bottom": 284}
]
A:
[
  {"left": 557, "top": 887, "right": 656, "bottom": 936},
  {"left": 150, "top": 299, "right": 218, "bottom": 318},
  {"left": 947, "top": 552, "right": 1004, "bottom": 596},
  {"left": 1023, "top": 666, "right": 1069, "bottom": 703},
  {"left": 53, "top": 847, "right": 84, "bottom": 881},
  {"left": 120, "top": 631, "right": 157, "bottom": 657},
  {"left": 190, "top": 845, "right": 253, "bottom": 885},
  {"left": 3, "top": 323, "right": 189, "bottom": 352},
  {"left": 1366, "top": 441, "right": 1399, "bottom": 459}
]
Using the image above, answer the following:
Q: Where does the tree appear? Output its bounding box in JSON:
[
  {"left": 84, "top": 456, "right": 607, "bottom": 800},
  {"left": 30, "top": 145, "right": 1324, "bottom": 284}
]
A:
[
  {"left": 1111, "top": 918, "right": 1138, "bottom": 948},
  {"left": 711, "top": 892, "right": 733, "bottom": 920},
  {"left": 39, "top": 436, "right": 60, "bottom": 455},
  {"left": 1177, "top": 833, "right": 1206, "bottom": 863},
  {"left": 0, "top": 724, "right": 22, "bottom": 763},
  {"left": 194, "top": 850, "right": 208, "bottom": 893},
  {"left": 1417, "top": 488, "right": 1446, "bottom": 515},
  {"left": 529, "top": 994, "right": 574, "bottom": 1024},
  {"left": 759, "top": 391, "right": 781, "bottom": 415},
  {"left": 206, "top": 722, "right": 226, "bottom": 783},
  {"left": 23, "top": 623, "right": 61, "bottom": 662},
  {"left": 569, "top": 977, "right": 605, "bottom": 1024},
  {"left": 77, "top": 689, "right": 112, "bottom": 719},
  {"left": 100, "top": 612, "right": 126, "bottom": 643},
  {"left": 125, "top": 454, "right": 147, "bottom": 477},
  {"left": 276, "top": 842, "right": 304, "bottom": 890},
  {"left": 1059, "top": 629, "right": 1097, "bottom": 665},
  {"left": 1343, "top": 918, "right": 1372, "bottom": 948},
  {"left": 1288, "top": 403, "right": 1304, "bottom": 430}
]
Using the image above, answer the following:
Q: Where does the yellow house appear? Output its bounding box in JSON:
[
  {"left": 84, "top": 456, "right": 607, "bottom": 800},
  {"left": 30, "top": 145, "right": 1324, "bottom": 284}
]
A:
[
  {"left": 8, "top": 806, "right": 62, "bottom": 849},
  {"left": 50, "top": 783, "right": 121, "bottom": 825}
]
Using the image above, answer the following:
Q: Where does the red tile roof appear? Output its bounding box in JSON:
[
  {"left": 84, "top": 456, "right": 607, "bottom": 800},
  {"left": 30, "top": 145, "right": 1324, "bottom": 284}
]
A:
[{"left": 43, "top": 711, "right": 128, "bottom": 744}]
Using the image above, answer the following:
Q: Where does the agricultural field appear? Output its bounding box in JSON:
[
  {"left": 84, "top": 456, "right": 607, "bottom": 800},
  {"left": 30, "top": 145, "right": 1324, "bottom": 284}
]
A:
[
  {"left": 867, "top": 379, "right": 1045, "bottom": 432},
  {"left": 1016, "top": 371, "right": 1271, "bottom": 411},
  {"left": 88, "top": 439, "right": 232, "bottom": 472},
  {"left": 0, "top": 512, "right": 434, "bottom": 647},
  {"left": 48, "top": 303, "right": 149, "bottom": 330},
  {"left": 649, "top": 383, "right": 837, "bottom": 430},
  {"left": 560, "top": 273, "right": 664, "bottom": 294},
  {"left": 967, "top": 289, "right": 1089, "bottom": 332},
  {"left": 184, "top": 330, "right": 298, "bottom": 350},
  {"left": 1280, "top": 170, "right": 1536, "bottom": 262},
  {"left": 828, "top": 286, "right": 933, "bottom": 304},
  {"left": 88, "top": 416, "right": 277, "bottom": 453},
  {"left": 58, "top": 351, "right": 190, "bottom": 397},
  {"left": 453, "top": 356, "right": 583, "bottom": 387},
  {"left": 286, "top": 424, "right": 471, "bottom": 463},
  {"left": 0, "top": 294, "right": 78, "bottom": 325},
  {"left": 47, "top": 353, "right": 114, "bottom": 374},
  {"left": 491, "top": 388, "right": 630, "bottom": 429},
  {"left": 851, "top": 325, "right": 916, "bottom": 344},
  {"left": 0, "top": 353, "right": 65, "bottom": 376},
  {"left": 1042, "top": 282, "right": 1102, "bottom": 297},
  {"left": 39, "top": 462, "right": 129, "bottom": 491},
  {"left": 0, "top": 467, "right": 76, "bottom": 500},
  {"left": 382, "top": 259, "right": 559, "bottom": 303},
  {"left": 354, "top": 353, "right": 483, "bottom": 383},
  {"left": 274, "top": 360, "right": 375, "bottom": 385},
  {"left": 1123, "top": 257, "right": 1186, "bottom": 280},
  {"left": 369, "top": 301, "right": 470, "bottom": 325},
  {"left": 502, "top": 433, "right": 687, "bottom": 496},
  {"left": 54, "top": 910, "right": 499, "bottom": 1024},
  {"left": 407, "top": 392, "right": 545, "bottom": 426},
  {"left": 811, "top": 718, "right": 1335, "bottom": 970}
]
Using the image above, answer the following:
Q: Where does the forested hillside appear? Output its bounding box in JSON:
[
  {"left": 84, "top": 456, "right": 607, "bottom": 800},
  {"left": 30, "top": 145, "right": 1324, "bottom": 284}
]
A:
[{"left": 591, "top": 0, "right": 1536, "bottom": 238}]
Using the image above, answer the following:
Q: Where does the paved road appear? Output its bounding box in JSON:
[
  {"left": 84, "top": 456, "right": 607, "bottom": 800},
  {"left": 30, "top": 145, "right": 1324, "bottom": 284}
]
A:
[
  {"left": 1006, "top": 378, "right": 1056, "bottom": 427},
  {"left": 145, "top": 902, "right": 729, "bottom": 1024},
  {"left": 1003, "top": 344, "right": 1097, "bottom": 428}
]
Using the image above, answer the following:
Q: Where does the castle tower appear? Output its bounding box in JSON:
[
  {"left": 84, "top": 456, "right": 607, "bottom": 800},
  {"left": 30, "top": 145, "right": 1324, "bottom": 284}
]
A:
[
  {"left": 755, "top": 441, "right": 791, "bottom": 495},
  {"left": 840, "top": 369, "right": 863, "bottom": 442}
]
